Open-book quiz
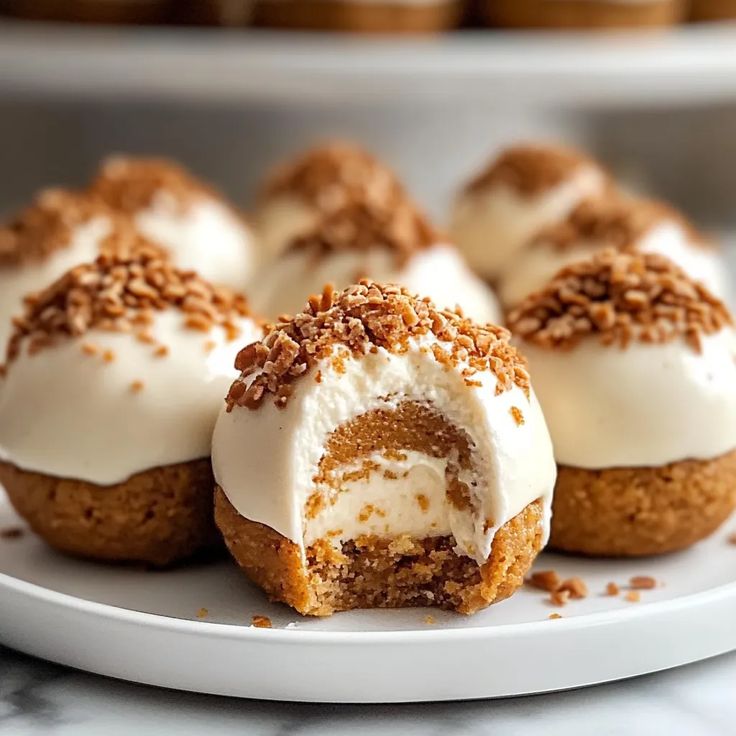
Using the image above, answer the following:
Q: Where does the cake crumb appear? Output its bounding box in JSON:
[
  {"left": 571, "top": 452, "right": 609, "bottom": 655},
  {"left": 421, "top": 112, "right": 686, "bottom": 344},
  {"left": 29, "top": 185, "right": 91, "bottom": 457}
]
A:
[
  {"left": 625, "top": 591, "right": 641, "bottom": 603},
  {"left": 196, "top": 607, "right": 208, "bottom": 619},
  {"left": 204, "top": 340, "right": 216, "bottom": 353},
  {"left": 548, "top": 613, "right": 563, "bottom": 620},
  {"left": 81, "top": 342, "right": 99, "bottom": 356},
  {"left": 605, "top": 582, "right": 620, "bottom": 596},
  {"left": 549, "top": 589, "right": 570, "bottom": 606},
  {"left": 629, "top": 575, "right": 657, "bottom": 590},
  {"left": 102, "top": 349, "right": 116, "bottom": 363},
  {"left": 424, "top": 615, "right": 436, "bottom": 625},
  {"left": 0, "top": 526, "right": 24, "bottom": 540},
  {"left": 416, "top": 494, "right": 430, "bottom": 512},
  {"left": 527, "top": 569, "right": 561, "bottom": 592},
  {"left": 154, "top": 344, "right": 169, "bottom": 358},
  {"left": 559, "top": 577, "right": 588, "bottom": 599},
  {"left": 251, "top": 615, "right": 272, "bottom": 628},
  {"left": 130, "top": 380, "right": 144, "bottom": 393},
  {"left": 510, "top": 406, "right": 525, "bottom": 426}
]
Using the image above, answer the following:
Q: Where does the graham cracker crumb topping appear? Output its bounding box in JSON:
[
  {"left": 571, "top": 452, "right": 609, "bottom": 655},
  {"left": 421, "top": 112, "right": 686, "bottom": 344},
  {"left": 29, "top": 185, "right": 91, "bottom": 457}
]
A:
[
  {"left": 465, "top": 144, "right": 605, "bottom": 197},
  {"left": 261, "top": 141, "right": 406, "bottom": 213},
  {"left": 532, "top": 197, "right": 707, "bottom": 252},
  {"left": 251, "top": 615, "right": 272, "bottom": 628},
  {"left": 0, "top": 189, "right": 126, "bottom": 268},
  {"left": 4, "top": 240, "right": 251, "bottom": 365},
  {"left": 508, "top": 249, "right": 731, "bottom": 352},
  {"left": 226, "top": 280, "right": 528, "bottom": 411}
]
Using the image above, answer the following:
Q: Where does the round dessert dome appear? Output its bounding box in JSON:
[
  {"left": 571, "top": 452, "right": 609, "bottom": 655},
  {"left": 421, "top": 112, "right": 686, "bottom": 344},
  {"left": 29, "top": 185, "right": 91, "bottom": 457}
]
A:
[
  {"left": 249, "top": 200, "right": 501, "bottom": 324},
  {"left": 498, "top": 196, "right": 727, "bottom": 309},
  {"left": 90, "top": 156, "right": 256, "bottom": 291},
  {"left": 0, "top": 240, "right": 262, "bottom": 565},
  {"left": 508, "top": 249, "right": 736, "bottom": 557},
  {"left": 254, "top": 141, "right": 407, "bottom": 261},
  {"left": 0, "top": 188, "right": 137, "bottom": 351},
  {"left": 450, "top": 143, "right": 611, "bottom": 282},
  {"left": 212, "top": 280, "right": 556, "bottom": 616}
]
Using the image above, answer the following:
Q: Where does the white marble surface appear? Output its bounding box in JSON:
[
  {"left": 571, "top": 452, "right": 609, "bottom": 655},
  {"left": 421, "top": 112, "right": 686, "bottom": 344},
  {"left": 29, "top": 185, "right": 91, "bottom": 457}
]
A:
[{"left": 0, "top": 644, "right": 735, "bottom": 736}]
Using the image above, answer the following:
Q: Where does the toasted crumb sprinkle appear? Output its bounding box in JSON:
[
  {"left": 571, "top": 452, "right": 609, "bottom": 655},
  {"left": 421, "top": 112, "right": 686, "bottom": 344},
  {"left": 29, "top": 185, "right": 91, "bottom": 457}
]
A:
[
  {"left": 251, "top": 615, "right": 272, "bottom": 629},
  {"left": 465, "top": 143, "right": 606, "bottom": 197},
  {"left": 527, "top": 569, "right": 561, "bottom": 593},
  {"left": 204, "top": 340, "right": 216, "bottom": 353},
  {"left": 196, "top": 607, "right": 208, "bottom": 619},
  {"left": 129, "top": 380, "right": 144, "bottom": 393},
  {"left": 0, "top": 526, "right": 24, "bottom": 540},
  {"left": 227, "top": 280, "right": 526, "bottom": 412},
  {"left": 549, "top": 589, "right": 570, "bottom": 606},
  {"left": 605, "top": 582, "right": 620, "bottom": 596},
  {"left": 416, "top": 493, "right": 430, "bottom": 512},
  {"left": 548, "top": 612, "right": 563, "bottom": 620},
  {"left": 424, "top": 615, "right": 436, "bottom": 625},
  {"left": 154, "top": 344, "right": 169, "bottom": 358},
  {"left": 81, "top": 342, "right": 99, "bottom": 356},
  {"left": 727, "top": 533, "right": 736, "bottom": 545},
  {"left": 508, "top": 249, "right": 731, "bottom": 352},
  {"left": 510, "top": 406, "right": 525, "bottom": 426},
  {"left": 625, "top": 591, "right": 641, "bottom": 603},
  {"left": 559, "top": 577, "right": 588, "bottom": 599},
  {"left": 4, "top": 245, "right": 251, "bottom": 367},
  {"left": 629, "top": 576, "right": 657, "bottom": 590}
]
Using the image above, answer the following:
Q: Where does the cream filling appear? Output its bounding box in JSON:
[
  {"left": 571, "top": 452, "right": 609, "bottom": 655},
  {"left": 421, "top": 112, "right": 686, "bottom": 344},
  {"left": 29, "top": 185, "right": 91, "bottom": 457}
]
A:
[
  {"left": 249, "top": 243, "right": 500, "bottom": 325},
  {"left": 521, "top": 330, "right": 736, "bottom": 469},
  {"left": 0, "top": 217, "right": 111, "bottom": 353},
  {"left": 212, "top": 335, "right": 556, "bottom": 564},
  {"left": 0, "top": 310, "right": 261, "bottom": 484},
  {"left": 135, "top": 191, "right": 255, "bottom": 292},
  {"left": 450, "top": 165, "right": 607, "bottom": 281}
]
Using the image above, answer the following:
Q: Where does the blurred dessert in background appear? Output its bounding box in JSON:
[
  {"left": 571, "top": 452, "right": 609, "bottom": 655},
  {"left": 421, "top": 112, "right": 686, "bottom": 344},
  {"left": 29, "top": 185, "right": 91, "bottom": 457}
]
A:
[
  {"left": 174, "top": 0, "right": 255, "bottom": 26},
  {"left": 0, "top": 243, "right": 262, "bottom": 566},
  {"left": 0, "top": 0, "right": 172, "bottom": 23},
  {"left": 90, "top": 156, "right": 256, "bottom": 291},
  {"left": 689, "top": 0, "right": 736, "bottom": 20},
  {"left": 249, "top": 198, "right": 500, "bottom": 323},
  {"left": 498, "top": 195, "right": 726, "bottom": 309},
  {"left": 484, "top": 0, "right": 685, "bottom": 29},
  {"left": 253, "top": 0, "right": 465, "bottom": 32},
  {"left": 509, "top": 249, "right": 736, "bottom": 557},
  {"left": 450, "top": 143, "right": 610, "bottom": 284}
]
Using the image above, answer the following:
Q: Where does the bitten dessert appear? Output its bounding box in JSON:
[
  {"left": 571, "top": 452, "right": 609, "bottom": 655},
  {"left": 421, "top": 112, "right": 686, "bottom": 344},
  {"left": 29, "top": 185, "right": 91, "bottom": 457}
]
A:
[
  {"left": 255, "top": 142, "right": 408, "bottom": 261},
  {"left": 499, "top": 196, "right": 726, "bottom": 309},
  {"left": 212, "top": 281, "right": 556, "bottom": 616},
  {"left": 450, "top": 144, "right": 610, "bottom": 283},
  {"left": 0, "top": 189, "right": 135, "bottom": 350},
  {"left": 90, "top": 156, "right": 255, "bottom": 290},
  {"left": 484, "top": 0, "right": 684, "bottom": 29},
  {"left": 508, "top": 249, "right": 736, "bottom": 557},
  {"left": 254, "top": 0, "right": 464, "bottom": 32},
  {"left": 249, "top": 200, "right": 500, "bottom": 324},
  {"left": 0, "top": 243, "right": 262, "bottom": 566}
]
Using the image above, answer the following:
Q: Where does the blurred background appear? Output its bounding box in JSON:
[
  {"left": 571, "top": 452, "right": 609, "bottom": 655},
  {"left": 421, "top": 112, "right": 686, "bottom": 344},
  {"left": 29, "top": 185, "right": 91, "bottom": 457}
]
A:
[{"left": 1, "top": 2, "right": 735, "bottom": 228}]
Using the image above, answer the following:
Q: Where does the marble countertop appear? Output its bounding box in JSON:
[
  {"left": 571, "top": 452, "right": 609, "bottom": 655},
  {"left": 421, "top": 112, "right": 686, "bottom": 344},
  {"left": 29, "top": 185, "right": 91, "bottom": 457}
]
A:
[{"left": 1, "top": 645, "right": 735, "bottom": 736}]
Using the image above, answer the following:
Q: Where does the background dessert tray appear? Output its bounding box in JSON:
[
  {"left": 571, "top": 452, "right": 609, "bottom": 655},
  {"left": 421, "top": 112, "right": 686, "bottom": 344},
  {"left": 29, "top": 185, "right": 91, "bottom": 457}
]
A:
[{"left": 1, "top": 491, "right": 735, "bottom": 703}]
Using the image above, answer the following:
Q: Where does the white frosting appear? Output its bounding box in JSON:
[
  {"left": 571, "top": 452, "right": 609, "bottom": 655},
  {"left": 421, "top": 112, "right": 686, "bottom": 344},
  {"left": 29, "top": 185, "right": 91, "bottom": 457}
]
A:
[
  {"left": 520, "top": 330, "right": 736, "bottom": 469},
  {"left": 250, "top": 244, "right": 501, "bottom": 324},
  {"left": 135, "top": 191, "right": 255, "bottom": 292},
  {"left": 0, "top": 310, "right": 261, "bottom": 485},
  {"left": 0, "top": 217, "right": 112, "bottom": 354},
  {"left": 450, "top": 165, "right": 607, "bottom": 281},
  {"left": 212, "top": 335, "right": 556, "bottom": 563},
  {"left": 255, "top": 195, "right": 319, "bottom": 263}
]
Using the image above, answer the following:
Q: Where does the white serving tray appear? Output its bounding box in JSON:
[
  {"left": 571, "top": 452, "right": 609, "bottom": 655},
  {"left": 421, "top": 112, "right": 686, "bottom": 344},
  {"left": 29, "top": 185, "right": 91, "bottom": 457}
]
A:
[{"left": 1, "top": 491, "right": 735, "bottom": 703}]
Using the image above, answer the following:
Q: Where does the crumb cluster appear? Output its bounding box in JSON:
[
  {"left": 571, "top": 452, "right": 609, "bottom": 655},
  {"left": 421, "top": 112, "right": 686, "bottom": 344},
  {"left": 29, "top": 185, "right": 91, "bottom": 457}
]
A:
[
  {"left": 227, "top": 280, "right": 527, "bottom": 411},
  {"left": 288, "top": 200, "right": 438, "bottom": 265},
  {"left": 0, "top": 189, "right": 128, "bottom": 268},
  {"left": 508, "top": 249, "right": 731, "bottom": 352},
  {"left": 4, "top": 239, "right": 251, "bottom": 366},
  {"left": 261, "top": 142, "right": 406, "bottom": 213},
  {"left": 90, "top": 156, "right": 219, "bottom": 214},
  {"left": 533, "top": 197, "right": 706, "bottom": 252},
  {"left": 465, "top": 144, "right": 604, "bottom": 197}
]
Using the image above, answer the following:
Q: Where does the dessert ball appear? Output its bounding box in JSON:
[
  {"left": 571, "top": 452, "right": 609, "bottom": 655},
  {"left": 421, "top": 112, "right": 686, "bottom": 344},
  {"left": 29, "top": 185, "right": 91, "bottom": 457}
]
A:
[
  {"left": 484, "top": 0, "right": 684, "bottom": 28},
  {"left": 0, "top": 242, "right": 262, "bottom": 566},
  {"left": 249, "top": 200, "right": 500, "bottom": 324},
  {"left": 213, "top": 281, "right": 556, "bottom": 615},
  {"left": 90, "top": 156, "right": 256, "bottom": 291},
  {"left": 508, "top": 249, "right": 736, "bottom": 557},
  {"left": 0, "top": 189, "right": 134, "bottom": 351},
  {"left": 253, "top": 0, "right": 464, "bottom": 32},
  {"left": 498, "top": 196, "right": 726, "bottom": 309},
  {"left": 450, "top": 144, "right": 610, "bottom": 283},
  {"left": 254, "top": 142, "right": 407, "bottom": 261}
]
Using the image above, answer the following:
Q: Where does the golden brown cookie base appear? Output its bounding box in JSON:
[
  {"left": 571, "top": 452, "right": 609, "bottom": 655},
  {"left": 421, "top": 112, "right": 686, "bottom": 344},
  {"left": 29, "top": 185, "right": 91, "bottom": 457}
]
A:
[
  {"left": 1, "top": 0, "right": 171, "bottom": 24},
  {"left": 550, "top": 450, "right": 736, "bottom": 557},
  {"left": 689, "top": 0, "right": 736, "bottom": 20},
  {"left": 484, "top": 0, "right": 683, "bottom": 28},
  {"left": 254, "top": 1, "right": 463, "bottom": 32},
  {"left": 0, "top": 459, "right": 220, "bottom": 566},
  {"left": 215, "top": 489, "right": 545, "bottom": 616}
]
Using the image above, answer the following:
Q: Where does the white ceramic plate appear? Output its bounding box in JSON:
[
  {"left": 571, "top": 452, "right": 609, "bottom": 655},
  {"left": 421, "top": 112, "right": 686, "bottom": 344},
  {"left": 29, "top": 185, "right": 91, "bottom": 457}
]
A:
[{"left": 1, "top": 491, "right": 735, "bottom": 702}]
